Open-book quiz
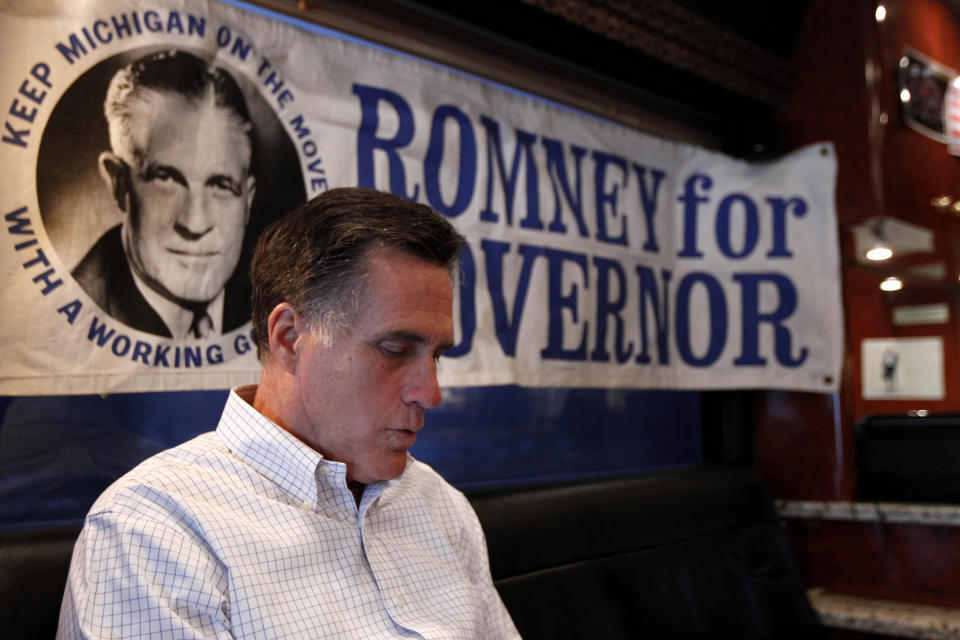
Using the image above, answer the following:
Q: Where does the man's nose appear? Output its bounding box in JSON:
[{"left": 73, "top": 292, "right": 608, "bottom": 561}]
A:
[
  {"left": 402, "top": 358, "right": 443, "bottom": 409},
  {"left": 174, "top": 193, "right": 213, "bottom": 240}
]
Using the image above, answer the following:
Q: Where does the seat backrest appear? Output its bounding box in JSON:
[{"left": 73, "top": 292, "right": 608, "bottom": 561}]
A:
[
  {"left": 467, "top": 466, "right": 823, "bottom": 640},
  {"left": 0, "top": 524, "right": 80, "bottom": 640}
]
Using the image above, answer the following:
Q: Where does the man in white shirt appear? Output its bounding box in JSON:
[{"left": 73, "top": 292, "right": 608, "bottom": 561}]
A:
[{"left": 58, "top": 187, "right": 520, "bottom": 639}]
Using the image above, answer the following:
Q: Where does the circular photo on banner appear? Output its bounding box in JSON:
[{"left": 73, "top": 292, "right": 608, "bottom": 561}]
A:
[{"left": 37, "top": 46, "right": 306, "bottom": 339}]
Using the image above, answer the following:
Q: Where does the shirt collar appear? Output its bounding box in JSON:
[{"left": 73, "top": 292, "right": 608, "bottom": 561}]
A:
[
  {"left": 217, "top": 385, "right": 330, "bottom": 509},
  {"left": 217, "top": 386, "right": 411, "bottom": 513},
  {"left": 129, "top": 263, "right": 225, "bottom": 338}
]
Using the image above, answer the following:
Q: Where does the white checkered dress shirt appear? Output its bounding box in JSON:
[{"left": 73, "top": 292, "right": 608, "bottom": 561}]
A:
[{"left": 58, "top": 387, "right": 520, "bottom": 639}]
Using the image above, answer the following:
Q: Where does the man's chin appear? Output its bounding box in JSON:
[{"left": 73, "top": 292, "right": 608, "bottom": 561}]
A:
[
  {"left": 152, "top": 278, "right": 228, "bottom": 305},
  {"left": 354, "top": 456, "right": 410, "bottom": 485}
]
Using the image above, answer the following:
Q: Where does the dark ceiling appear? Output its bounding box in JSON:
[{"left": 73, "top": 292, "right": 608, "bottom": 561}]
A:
[{"left": 402, "top": 0, "right": 811, "bottom": 154}]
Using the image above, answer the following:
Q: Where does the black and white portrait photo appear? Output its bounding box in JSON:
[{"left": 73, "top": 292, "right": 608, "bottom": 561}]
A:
[{"left": 38, "top": 47, "right": 306, "bottom": 339}]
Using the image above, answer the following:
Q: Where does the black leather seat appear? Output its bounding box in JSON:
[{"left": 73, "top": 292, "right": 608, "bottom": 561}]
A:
[{"left": 467, "top": 466, "right": 823, "bottom": 639}]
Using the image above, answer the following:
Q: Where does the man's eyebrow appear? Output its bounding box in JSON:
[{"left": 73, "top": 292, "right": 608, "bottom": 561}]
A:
[
  {"left": 375, "top": 329, "right": 454, "bottom": 353},
  {"left": 142, "top": 163, "right": 186, "bottom": 184},
  {"left": 206, "top": 173, "right": 242, "bottom": 194}
]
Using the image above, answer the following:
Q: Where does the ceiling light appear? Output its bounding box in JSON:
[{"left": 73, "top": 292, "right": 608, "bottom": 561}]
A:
[
  {"left": 880, "top": 276, "right": 902, "bottom": 291},
  {"left": 866, "top": 245, "right": 893, "bottom": 261},
  {"left": 900, "top": 88, "right": 912, "bottom": 103},
  {"left": 932, "top": 195, "right": 953, "bottom": 208},
  {"left": 876, "top": 4, "right": 887, "bottom": 22}
]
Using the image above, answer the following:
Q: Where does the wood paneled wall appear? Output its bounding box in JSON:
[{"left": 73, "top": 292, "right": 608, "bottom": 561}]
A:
[{"left": 759, "top": 0, "right": 960, "bottom": 613}]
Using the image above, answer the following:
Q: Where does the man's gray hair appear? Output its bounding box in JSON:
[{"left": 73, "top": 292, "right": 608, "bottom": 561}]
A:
[
  {"left": 104, "top": 49, "right": 253, "bottom": 166},
  {"left": 250, "top": 188, "right": 465, "bottom": 360}
]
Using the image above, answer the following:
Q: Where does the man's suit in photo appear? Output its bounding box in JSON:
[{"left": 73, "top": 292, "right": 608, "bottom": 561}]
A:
[{"left": 72, "top": 225, "right": 250, "bottom": 337}]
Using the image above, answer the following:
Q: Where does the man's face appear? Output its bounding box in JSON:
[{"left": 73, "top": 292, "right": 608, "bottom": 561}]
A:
[
  {"left": 119, "top": 91, "right": 254, "bottom": 303},
  {"left": 292, "top": 247, "right": 454, "bottom": 484}
]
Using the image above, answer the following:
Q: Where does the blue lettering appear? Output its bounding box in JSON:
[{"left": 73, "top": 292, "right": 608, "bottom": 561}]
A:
[
  {"left": 166, "top": 11, "right": 184, "bottom": 34},
  {"left": 635, "top": 266, "right": 671, "bottom": 365},
  {"left": 111, "top": 13, "right": 139, "bottom": 38},
  {"left": 92, "top": 20, "right": 112, "bottom": 44},
  {"left": 154, "top": 343, "right": 170, "bottom": 367},
  {"left": 632, "top": 163, "right": 666, "bottom": 253},
  {"left": 9, "top": 98, "right": 37, "bottom": 123},
  {"left": 734, "top": 273, "right": 808, "bottom": 367},
  {"left": 543, "top": 137, "right": 588, "bottom": 237},
  {"left": 352, "top": 84, "right": 419, "bottom": 200},
  {"left": 675, "top": 272, "right": 726, "bottom": 366},
  {"left": 591, "top": 257, "right": 633, "bottom": 363},
  {"left": 55, "top": 34, "right": 87, "bottom": 64},
  {"left": 235, "top": 333, "right": 252, "bottom": 355},
  {"left": 592, "top": 151, "right": 629, "bottom": 246},
  {"left": 677, "top": 174, "right": 712, "bottom": 258},
  {"left": 479, "top": 116, "right": 540, "bottom": 228},
  {"left": 447, "top": 243, "right": 476, "bottom": 358},
  {"left": 87, "top": 316, "right": 115, "bottom": 346},
  {"left": 57, "top": 299, "right": 81, "bottom": 325},
  {"left": 766, "top": 196, "right": 808, "bottom": 258},
  {"left": 207, "top": 344, "right": 224, "bottom": 364},
  {"left": 184, "top": 345, "right": 202, "bottom": 367},
  {"left": 132, "top": 340, "right": 151, "bottom": 364},
  {"left": 2, "top": 121, "right": 29, "bottom": 147},
  {"left": 31, "top": 62, "right": 52, "bottom": 89},
  {"left": 482, "top": 239, "right": 542, "bottom": 357},
  {"left": 4, "top": 206, "right": 31, "bottom": 234},
  {"left": 425, "top": 105, "right": 476, "bottom": 217},
  {"left": 111, "top": 334, "right": 131, "bottom": 357},
  {"left": 216, "top": 25, "right": 231, "bottom": 47},
  {"left": 541, "top": 248, "right": 589, "bottom": 361},
  {"left": 143, "top": 11, "right": 162, "bottom": 32},
  {"left": 289, "top": 114, "right": 311, "bottom": 139},
  {"left": 80, "top": 28, "right": 97, "bottom": 52},
  {"left": 716, "top": 193, "right": 759, "bottom": 259},
  {"left": 187, "top": 14, "right": 206, "bottom": 37},
  {"left": 231, "top": 37, "right": 252, "bottom": 61},
  {"left": 32, "top": 267, "right": 62, "bottom": 295}
]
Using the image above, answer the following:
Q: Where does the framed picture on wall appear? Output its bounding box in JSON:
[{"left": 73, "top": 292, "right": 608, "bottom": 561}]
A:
[{"left": 861, "top": 336, "right": 944, "bottom": 399}]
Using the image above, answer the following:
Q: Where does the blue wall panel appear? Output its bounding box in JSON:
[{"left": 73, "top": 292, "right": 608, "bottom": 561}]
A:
[{"left": 0, "top": 387, "right": 700, "bottom": 529}]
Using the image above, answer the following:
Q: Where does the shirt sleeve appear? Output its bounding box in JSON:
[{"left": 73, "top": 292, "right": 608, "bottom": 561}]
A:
[{"left": 57, "top": 509, "right": 233, "bottom": 640}]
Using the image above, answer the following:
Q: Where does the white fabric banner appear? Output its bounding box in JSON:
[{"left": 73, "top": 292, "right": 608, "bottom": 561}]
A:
[{"left": 0, "top": 0, "right": 842, "bottom": 394}]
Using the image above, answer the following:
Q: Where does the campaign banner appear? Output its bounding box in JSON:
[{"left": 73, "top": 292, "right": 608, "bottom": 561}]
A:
[{"left": 0, "top": 0, "right": 842, "bottom": 394}]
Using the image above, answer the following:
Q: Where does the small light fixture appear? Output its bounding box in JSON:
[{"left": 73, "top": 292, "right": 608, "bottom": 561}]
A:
[
  {"left": 865, "top": 218, "right": 892, "bottom": 261},
  {"left": 899, "top": 56, "right": 910, "bottom": 69},
  {"left": 880, "top": 276, "right": 903, "bottom": 291},
  {"left": 876, "top": 4, "right": 887, "bottom": 22},
  {"left": 900, "top": 88, "right": 912, "bottom": 103},
  {"left": 866, "top": 245, "right": 893, "bottom": 261}
]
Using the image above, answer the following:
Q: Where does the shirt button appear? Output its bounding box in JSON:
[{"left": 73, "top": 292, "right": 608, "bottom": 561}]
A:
[
  {"left": 300, "top": 501, "right": 312, "bottom": 511},
  {"left": 318, "top": 466, "right": 330, "bottom": 476}
]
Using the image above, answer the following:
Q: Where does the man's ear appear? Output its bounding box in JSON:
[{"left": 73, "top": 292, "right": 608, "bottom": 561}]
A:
[
  {"left": 98, "top": 151, "right": 132, "bottom": 213},
  {"left": 243, "top": 175, "right": 256, "bottom": 226},
  {"left": 267, "top": 302, "right": 307, "bottom": 375}
]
